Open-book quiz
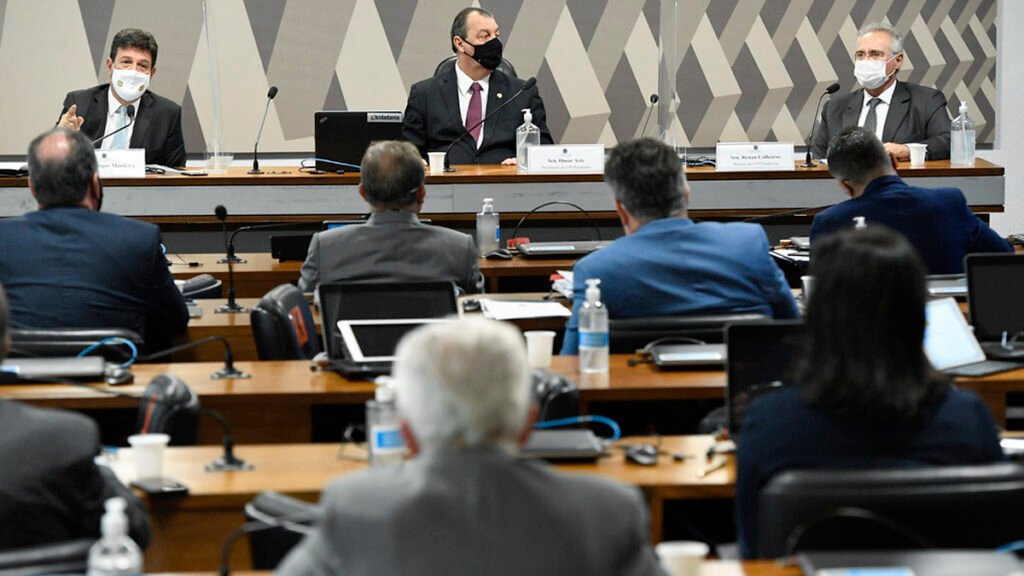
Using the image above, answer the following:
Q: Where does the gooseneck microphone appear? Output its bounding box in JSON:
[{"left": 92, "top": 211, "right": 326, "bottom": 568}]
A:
[
  {"left": 138, "top": 335, "right": 251, "bottom": 380},
  {"left": 249, "top": 86, "right": 279, "bottom": 175},
  {"left": 213, "top": 206, "right": 247, "bottom": 314},
  {"left": 803, "top": 82, "right": 840, "bottom": 167},
  {"left": 91, "top": 105, "right": 136, "bottom": 147},
  {"left": 639, "top": 93, "right": 659, "bottom": 137},
  {"left": 443, "top": 76, "right": 537, "bottom": 172}
]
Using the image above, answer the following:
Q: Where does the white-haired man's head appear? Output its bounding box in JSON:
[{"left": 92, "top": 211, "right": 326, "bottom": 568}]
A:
[{"left": 394, "top": 318, "right": 532, "bottom": 452}]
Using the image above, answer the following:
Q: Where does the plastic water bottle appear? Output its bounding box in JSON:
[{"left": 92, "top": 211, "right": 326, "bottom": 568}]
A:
[
  {"left": 579, "top": 278, "right": 609, "bottom": 374},
  {"left": 366, "top": 378, "right": 405, "bottom": 466},
  {"left": 87, "top": 498, "right": 142, "bottom": 576},
  {"left": 516, "top": 108, "right": 541, "bottom": 173},
  {"left": 476, "top": 197, "right": 500, "bottom": 256},
  {"left": 950, "top": 102, "right": 975, "bottom": 167}
]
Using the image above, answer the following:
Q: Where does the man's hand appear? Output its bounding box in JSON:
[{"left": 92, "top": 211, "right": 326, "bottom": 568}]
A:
[
  {"left": 58, "top": 104, "right": 84, "bottom": 131},
  {"left": 884, "top": 142, "right": 910, "bottom": 161},
  {"left": 500, "top": 157, "right": 517, "bottom": 166}
]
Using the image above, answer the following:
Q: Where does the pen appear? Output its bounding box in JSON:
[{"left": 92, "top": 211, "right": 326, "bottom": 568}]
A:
[{"left": 697, "top": 458, "right": 726, "bottom": 478}]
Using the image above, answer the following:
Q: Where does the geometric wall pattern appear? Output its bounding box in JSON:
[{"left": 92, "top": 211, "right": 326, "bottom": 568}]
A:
[{"left": 0, "top": 0, "right": 996, "bottom": 156}]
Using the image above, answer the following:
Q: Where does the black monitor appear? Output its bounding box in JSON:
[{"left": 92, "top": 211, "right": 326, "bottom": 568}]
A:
[
  {"left": 966, "top": 253, "right": 1024, "bottom": 342},
  {"left": 725, "top": 320, "right": 804, "bottom": 436},
  {"left": 313, "top": 111, "right": 404, "bottom": 172}
]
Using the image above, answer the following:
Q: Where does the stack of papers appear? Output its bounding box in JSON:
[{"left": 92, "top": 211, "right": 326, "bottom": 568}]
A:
[
  {"left": 552, "top": 270, "right": 574, "bottom": 299},
  {"left": 771, "top": 248, "right": 810, "bottom": 263},
  {"left": 479, "top": 299, "right": 572, "bottom": 321}
]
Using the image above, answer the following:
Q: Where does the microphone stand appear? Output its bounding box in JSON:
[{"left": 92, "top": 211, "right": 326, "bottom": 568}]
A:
[
  {"left": 443, "top": 77, "right": 537, "bottom": 173},
  {"left": 202, "top": 406, "right": 253, "bottom": 471},
  {"left": 803, "top": 84, "right": 840, "bottom": 168},
  {"left": 138, "top": 335, "right": 251, "bottom": 380},
  {"left": 216, "top": 256, "right": 247, "bottom": 314}
]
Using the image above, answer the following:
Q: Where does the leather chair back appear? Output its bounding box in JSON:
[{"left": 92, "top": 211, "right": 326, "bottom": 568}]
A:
[
  {"left": 251, "top": 284, "right": 321, "bottom": 361},
  {"left": 433, "top": 54, "right": 518, "bottom": 79},
  {"left": 245, "top": 491, "right": 320, "bottom": 570},
  {"left": 0, "top": 539, "right": 92, "bottom": 575},
  {"left": 609, "top": 313, "right": 770, "bottom": 353}
]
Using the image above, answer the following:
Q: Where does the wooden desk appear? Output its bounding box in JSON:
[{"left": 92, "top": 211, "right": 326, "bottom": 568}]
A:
[
  {"left": 171, "top": 253, "right": 576, "bottom": 296},
  {"left": 110, "top": 436, "right": 733, "bottom": 571}
]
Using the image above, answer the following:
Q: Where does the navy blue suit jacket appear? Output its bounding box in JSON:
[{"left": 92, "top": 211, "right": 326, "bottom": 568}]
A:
[
  {"left": 0, "top": 206, "right": 188, "bottom": 350},
  {"left": 811, "top": 175, "right": 1011, "bottom": 274},
  {"left": 560, "top": 218, "right": 799, "bottom": 354},
  {"left": 735, "top": 386, "right": 1003, "bottom": 558}
]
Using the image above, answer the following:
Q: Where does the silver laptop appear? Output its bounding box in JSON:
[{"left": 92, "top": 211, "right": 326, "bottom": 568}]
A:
[
  {"left": 0, "top": 356, "right": 106, "bottom": 381},
  {"left": 650, "top": 343, "right": 727, "bottom": 368},
  {"left": 517, "top": 240, "right": 612, "bottom": 258},
  {"left": 924, "top": 297, "right": 1021, "bottom": 377}
]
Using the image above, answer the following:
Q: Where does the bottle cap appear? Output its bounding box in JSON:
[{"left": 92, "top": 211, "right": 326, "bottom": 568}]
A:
[
  {"left": 101, "top": 497, "right": 129, "bottom": 537},
  {"left": 522, "top": 108, "right": 532, "bottom": 123},
  {"left": 959, "top": 102, "right": 968, "bottom": 114},
  {"left": 585, "top": 278, "right": 601, "bottom": 302}
]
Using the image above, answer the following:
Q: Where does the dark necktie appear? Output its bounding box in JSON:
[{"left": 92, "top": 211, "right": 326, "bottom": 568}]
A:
[
  {"left": 466, "top": 82, "right": 483, "bottom": 145},
  {"left": 863, "top": 97, "right": 882, "bottom": 135}
]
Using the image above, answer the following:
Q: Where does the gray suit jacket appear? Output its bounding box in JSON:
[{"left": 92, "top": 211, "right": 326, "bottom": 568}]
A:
[
  {"left": 811, "top": 81, "right": 951, "bottom": 161},
  {"left": 276, "top": 447, "right": 666, "bottom": 576},
  {"left": 297, "top": 211, "right": 483, "bottom": 293}
]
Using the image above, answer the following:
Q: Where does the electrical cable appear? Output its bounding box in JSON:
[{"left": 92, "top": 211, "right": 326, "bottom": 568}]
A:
[
  {"left": 77, "top": 337, "right": 138, "bottom": 368},
  {"left": 534, "top": 415, "right": 621, "bottom": 442}
]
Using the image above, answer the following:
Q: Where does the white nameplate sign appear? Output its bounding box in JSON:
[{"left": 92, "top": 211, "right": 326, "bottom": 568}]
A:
[
  {"left": 715, "top": 142, "right": 794, "bottom": 171},
  {"left": 96, "top": 149, "right": 145, "bottom": 178},
  {"left": 524, "top": 144, "right": 605, "bottom": 174}
]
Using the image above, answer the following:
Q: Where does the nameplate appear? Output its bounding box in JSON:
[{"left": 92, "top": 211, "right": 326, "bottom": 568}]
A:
[
  {"left": 524, "top": 144, "right": 605, "bottom": 174},
  {"left": 96, "top": 149, "right": 146, "bottom": 178},
  {"left": 715, "top": 142, "right": 794, "bottom": 171}
]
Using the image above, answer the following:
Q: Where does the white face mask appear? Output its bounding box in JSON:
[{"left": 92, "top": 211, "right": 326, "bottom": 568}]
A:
[
  {"left": 854, "top": 56, "right": 895, "bottom": 90},
  {"left": 111, "top": 68, "right": 150, "bottom": 102}
]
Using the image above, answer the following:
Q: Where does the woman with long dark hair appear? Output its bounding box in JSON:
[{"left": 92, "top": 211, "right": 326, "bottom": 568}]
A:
[{"left": 735, "top": 227, "right": 1003, "bottom": 558}]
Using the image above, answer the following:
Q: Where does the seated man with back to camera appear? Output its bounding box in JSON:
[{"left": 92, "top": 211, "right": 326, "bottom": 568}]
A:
[
  {"left": 0, "top": 128, "right": 188, "bottom": 351},
  {"left": 811, "top": 126, "right": 1010, "bottom": 274},
  {"left": 402, "top": 7, "right": 553, "bottom": 165},
  {"left": 297, "top": 140, "right": 483, "bottom": 293},
  {"left": 57, "top": 28, "right": 186, "bottom": 167},
  {"left": 0, "top": 283, "right": 150, "bottom": 550},
  {"left": 277, "top": 317, "right": 665, "bottom": 576},
  {"left": 561, "top": 137, "right": 799, "bottom": 354}
]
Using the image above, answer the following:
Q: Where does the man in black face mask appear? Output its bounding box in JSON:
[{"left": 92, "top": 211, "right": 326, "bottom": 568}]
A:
[{"left": 403, "top": 7, "right": 553, "bottom": 166}]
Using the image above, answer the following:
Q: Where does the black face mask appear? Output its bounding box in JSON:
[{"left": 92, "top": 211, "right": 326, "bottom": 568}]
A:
[{"left": 463, "top": 36, "right": 503, "bottom": 70}]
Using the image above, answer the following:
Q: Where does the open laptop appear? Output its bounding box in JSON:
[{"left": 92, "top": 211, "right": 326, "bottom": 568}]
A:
[
  {"left": 966, "top": 253, "right": 1024, "bottom": 360},
  {"left": 725, "top": 320, "right": 804, "bottom": 438},
  {"left": 317, "top": 281, "right": 458, "bottom": 377},
  {"left": 924, "top": 297, "right": 1022, "bottom": 377},
  {"left": 516, "top": 240, "right": 613, "bottom": 258},
  {"left": 314, "top": 111, "right": 403, "bottom": 172}
]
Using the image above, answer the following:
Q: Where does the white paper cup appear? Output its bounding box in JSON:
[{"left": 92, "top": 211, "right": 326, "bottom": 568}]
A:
[
  {"left": 524, "top": 330, "right": 556, "bottom": 369},
  {"left": 655, "top": 541, "right": 710, "bottom": 576},
  {"left": 801, "top": 275, "right": 813, "bottom": 301},
  {"left": 428, "top": 152, "right": 446, "bottom": 175},
  {"left": 907, "top": 143, "right": 927, "bottom": 167},
  {"left": 128, "top": 433, "right": 170, "bottom": 480}
]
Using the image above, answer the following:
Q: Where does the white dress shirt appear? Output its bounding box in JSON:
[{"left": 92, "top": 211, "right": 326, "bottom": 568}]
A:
[
  {"left": 857, "top": 80, "right": 897, "bottom": 142},
  {"left": 455, "top": 64, "right": 490, "bottom": 149},
  {"left": 100, "top": 89, "right": 141, "bottom": 150}
]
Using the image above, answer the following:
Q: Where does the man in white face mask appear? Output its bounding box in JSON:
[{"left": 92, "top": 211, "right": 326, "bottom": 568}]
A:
[
  {"left": 56, "top": 28, "right": 186, "bottom": 167},
  {"left": 811, "top": 23, "right": 951, "bottom": 162}
]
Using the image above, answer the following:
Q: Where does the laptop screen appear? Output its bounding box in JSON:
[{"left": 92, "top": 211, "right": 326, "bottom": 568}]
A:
[
  {"left": 338, "top": 319, "right": 456, "bottom": 362},
  {"left": 967, "top": 254, "right": 1024, "bottom": 342},
  {"left": 725, "top": 321, "right": 804, "bottom": 435},
  {"left": 924, "top": 297, "right": 987, "bottom": 370},
  {"left": 313, "top": 111, "right": 404, "bottom": 172}
]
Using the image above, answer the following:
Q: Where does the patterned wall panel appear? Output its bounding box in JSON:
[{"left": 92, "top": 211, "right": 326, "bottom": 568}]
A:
[{"left": 0, "top": 0, "right": 996, "bottom": 155}]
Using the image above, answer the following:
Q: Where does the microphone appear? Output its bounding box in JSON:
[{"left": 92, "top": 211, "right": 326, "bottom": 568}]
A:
[
  {"left": 225, "top": 220, "right": 316, "bottom": 262},
  {"left": 508, "top": 201, "right": 603, "bottom": 249},
  {"left": 91, "top": 105, "right": 136, "bottom": 147},
  {"left": 249, "top": 86, "right": 278, "bottom": 175},
  {"left": 443, "top": 76, "right": 537, "bottom": 172},
  {"left": 639, "top": 93, "right": 659, "bottom": 137},
  {"left": 214, "top": 206, "right": 247, "bottom": 314},
  {"left": 802, "top": 82, "right": 840, "bottom": 167},
  {"left": 137, "top": 335, "right": 251, "bottom": 380}
]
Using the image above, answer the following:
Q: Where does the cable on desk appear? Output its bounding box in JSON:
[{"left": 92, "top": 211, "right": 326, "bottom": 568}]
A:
[
  {"left": 534, "top": 415, "right": 621, "bottom": 442},
  {"left": 78, "top": 337, "right": 139, "bottom": 368}
]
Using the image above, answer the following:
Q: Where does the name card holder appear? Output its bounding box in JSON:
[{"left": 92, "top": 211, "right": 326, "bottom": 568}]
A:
[
  {"left": 715, "top": 142, "right": 794, "bottom": 171},
  {"left": 96, "top": 149, "right": 146, "bottom": 178},
  {"left": 523, "top": 144, "right": 605, "bottom": 174}
]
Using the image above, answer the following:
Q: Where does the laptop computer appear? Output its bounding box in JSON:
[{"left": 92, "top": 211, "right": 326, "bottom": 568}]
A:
[
  {"left": 924, "top": 297, "right": 1022, "bottom": 377},
  {"left": 314, "top": 111, "right": 404, "bottom": 172},
  {"left": 337, "top": 318, "right": 455, "bottom": 363},
  {"left": 649, "top": 343, "right": 727, "bottom": 368},
  {"left": 966, "top": 253, "right": 1024, "bottom": 360},
  {"left": 799, "top": 550, "right": 1023, "bottom": 576},
  {"left": 725, "top": 320, "right": 805, "bottom": 438},
  {"left": 927, "top": 273, "right": 967, "bottom": 298},
  {"left": 519, "top": 429, "right": 605, "bottom": 461},
  {"left": 317, "top": 281, "right": 459, "bottom": 377},
  {"left": 0, "top": 356, "right": 106, "bottom": 383},
  {"left": 516, "top": 240, "right": 613, "bottom": 258}
]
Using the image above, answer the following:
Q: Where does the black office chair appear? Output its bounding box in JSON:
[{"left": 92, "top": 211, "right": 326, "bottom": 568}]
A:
[
  {"left": 245, "top": 491, "right": 320, "bottom": 570},
  {"left": 136, "top": 374, "right": 200, "bottom": 446},
  {"left": 0, "top": 538, "right": 93, "bottom": 575},
  {"left": 433, "top": 54, "right": 518, "bottom": 79},
  {"left": 756, "top": 462, "right": 1024, "bottom": 559},
  {"left": 181, "top": 274, "right": 223, "bottom": 299},
  {"left": 251, "top": 285, "right": 321, "bottom": 361},
  {"left": 531, "top": 369, "right": 579, "bottom": 422},
  {"left": 608, "top": 313, "right": 770, "bottom": 353},
  {"left": 8, "top": 327, "right": 144, "bottom": 364}
]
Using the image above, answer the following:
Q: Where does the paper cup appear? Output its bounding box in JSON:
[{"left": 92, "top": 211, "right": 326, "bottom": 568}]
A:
[
  {"left": 655, "top": 541, "right": 710, "bottom": 576},
  {"left": 801, "top": 275, "right": 813, "bottom": 301},
  {"left": 128, "top": 433, "right": 170, "bottom": 480},
  {"left": 428, "top": 152, "right": 446, "bottom": 175},
  {"left": 907, "top": 143, "right": 927, "bottom": 167},
  {"left": 524, "top": 330, "right": 556, "bottom": 369}
]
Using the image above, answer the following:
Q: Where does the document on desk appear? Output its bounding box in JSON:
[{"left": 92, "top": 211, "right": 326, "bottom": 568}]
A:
[
  {"left": 771, "top": 248, "right": 810, "bottom": 263},
  {"left": 480, "top": 299, "right": 571, "bottom": 321}
]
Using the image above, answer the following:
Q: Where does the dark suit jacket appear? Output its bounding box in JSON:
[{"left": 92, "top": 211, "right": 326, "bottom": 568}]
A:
[
  {"left": 735, "top": 386, "right": 1003, "bottom": 558},
  {"left": 59, "top": 84, "right": 186, "bottom": 167},
  {"left": 0, "top": 399, "right": 150, "bottom": 550},
  {"left": 0, "top": 206, "right": 189, "bottom": 351},
  {"left": 812, "top": 81, "right": 951, "bottom": 160},
  {"left": 403, "top": 68, "right": 553, "bottom": 164},
  {"left": 810, "top": 175, "right": 1011, "bottom": 274}
]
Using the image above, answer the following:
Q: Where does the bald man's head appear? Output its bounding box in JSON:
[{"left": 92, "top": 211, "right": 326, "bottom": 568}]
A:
[{"left": 27, "top": 128, "right": 99, "bottom": 208}]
